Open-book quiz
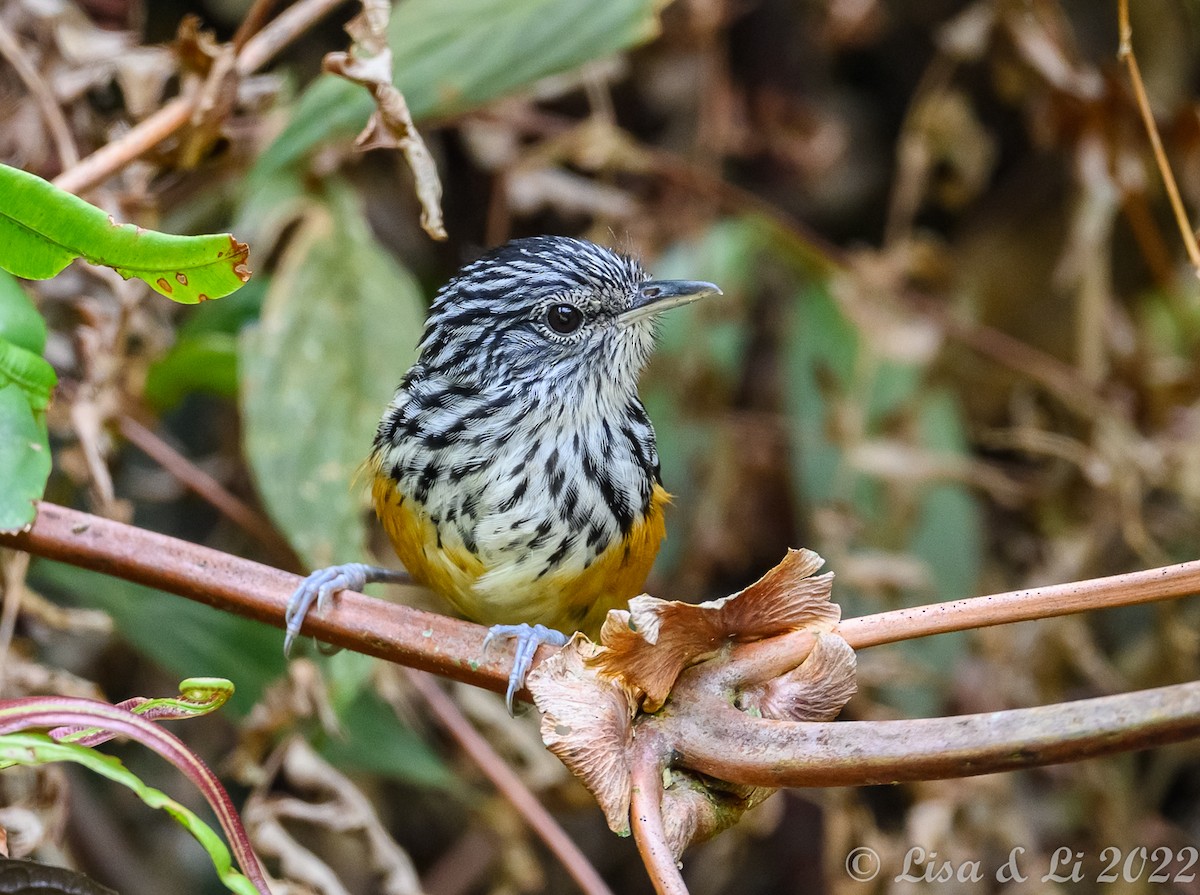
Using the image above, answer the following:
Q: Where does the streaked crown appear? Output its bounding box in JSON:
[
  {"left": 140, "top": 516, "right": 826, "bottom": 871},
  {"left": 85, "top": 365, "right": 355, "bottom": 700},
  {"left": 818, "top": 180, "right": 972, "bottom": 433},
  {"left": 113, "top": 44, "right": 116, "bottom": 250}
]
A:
[{"left": 412, "top": 237, "right": 676, "bottom": 398}]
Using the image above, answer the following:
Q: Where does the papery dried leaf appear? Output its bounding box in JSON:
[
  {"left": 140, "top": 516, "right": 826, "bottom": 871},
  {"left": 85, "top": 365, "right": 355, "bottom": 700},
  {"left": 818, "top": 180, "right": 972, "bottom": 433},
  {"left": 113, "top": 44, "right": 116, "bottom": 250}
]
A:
[
  {"left": 527, "top": 636, "right": 637, "bottom": 835},
  {"left": 112, "top": 48, "right": 176, "bottom": 119},
  {"left": 739, "top": 634, "right": 857, "bottom": 722},
  {"left": 709, "top": 548, "right": 838, "bottom": 639},
  {"left": 175, "top": 15, "right": 222, "bottom": 76},
  {"left": 323, "top": 8, "right": 447, "bottom": 241},
  {"left": 346, "top": 1, "right": 391, "bottom": 55},
  {"left": 593, "top": 549, "right": 837, "bottom": 710}
]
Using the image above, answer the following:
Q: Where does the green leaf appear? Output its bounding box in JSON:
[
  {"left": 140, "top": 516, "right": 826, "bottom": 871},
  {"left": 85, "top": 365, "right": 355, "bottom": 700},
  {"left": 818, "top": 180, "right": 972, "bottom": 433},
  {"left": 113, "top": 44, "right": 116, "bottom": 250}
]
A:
[
  {"left": 144, "top": 331, "right": 240, "bottom": 409},
  {"left": 0, "top": 733, "right": 262, "bottom": 895},
  {"left": 0, "top": 383, "right": 51, "bottom": 533},
  {"left": 318, "top": 684, "right": 455, "bottom": 789},
  {"left": 32, "top": 560, "right": 286, "bottom": 717},
  {"left": 0, "top": 335, "right": 56, "bottom": 412},
  {"left": 0, "top": 269, "right": 46, "bottom": 354},
  {"left": 0, "top": 163, "right": 251, "bottom": 304},
  {"left": 256, "top": 0, "right": 661, "bottom": 175},
  {"left": 240, "top": 184, "right": 425, "bottom": 568},
  {"left": 178, "top": 273, "right": 269, "bottom": 339}
]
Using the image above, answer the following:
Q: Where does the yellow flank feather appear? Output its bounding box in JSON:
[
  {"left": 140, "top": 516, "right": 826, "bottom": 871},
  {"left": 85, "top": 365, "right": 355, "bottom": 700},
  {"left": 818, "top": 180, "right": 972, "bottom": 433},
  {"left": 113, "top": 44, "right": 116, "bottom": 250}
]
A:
[{"left": 371, "top": 467, "right": 668, "bottom": 638}]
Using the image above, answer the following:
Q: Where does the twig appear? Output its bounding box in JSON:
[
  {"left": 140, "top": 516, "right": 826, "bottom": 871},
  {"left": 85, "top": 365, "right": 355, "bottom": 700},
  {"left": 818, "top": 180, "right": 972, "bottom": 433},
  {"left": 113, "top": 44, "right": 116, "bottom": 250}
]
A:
[
  {"left": 0, "top": 551, "right": 31, "bottom": 691},
  {"left": 0, "top": 19, "right": 80, "bottom": 170},
  {"left": 841, "top": 557, "right": 1200, "bottom": 648},
  {"left": 402, "top": 669, "right": 616, "bottom": 895},
  {"left": 237, "top": 0, "right": 346, "bottom": 75},
  {"left": 116, "top": 415, "right": 303, "bottom": 571},
  {"left": 231, "top": 0, "right": 284, "bottom": 53},
  {"left": 629, "top": 737, "right": 686, "bottom": 895},
  {"left": 1118, "top": 0, "right": 1200, "bottom": 274},
  {"left": 52, "top": 0, "right": 347, "bottom": 195},
  {"left": 713, "top": 554, "right": 1200, "bottom": 689}
]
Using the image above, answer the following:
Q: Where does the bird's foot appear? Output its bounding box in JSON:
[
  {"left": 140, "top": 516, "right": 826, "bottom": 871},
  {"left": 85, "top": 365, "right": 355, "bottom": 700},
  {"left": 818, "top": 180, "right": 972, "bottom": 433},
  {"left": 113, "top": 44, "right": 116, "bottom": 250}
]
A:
[
  {"left": 483, "top": 623, "right": 570, "bottom": 713},
  {"left": 284, "top": 563, "right": 411, "bottom": 656}
]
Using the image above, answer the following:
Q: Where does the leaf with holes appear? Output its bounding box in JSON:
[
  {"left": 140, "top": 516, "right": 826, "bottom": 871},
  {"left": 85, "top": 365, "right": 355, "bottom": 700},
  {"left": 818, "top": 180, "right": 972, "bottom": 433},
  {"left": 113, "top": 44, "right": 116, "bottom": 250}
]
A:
[{"left": 0, "top": 164, "right": 250, "bottom": 304}]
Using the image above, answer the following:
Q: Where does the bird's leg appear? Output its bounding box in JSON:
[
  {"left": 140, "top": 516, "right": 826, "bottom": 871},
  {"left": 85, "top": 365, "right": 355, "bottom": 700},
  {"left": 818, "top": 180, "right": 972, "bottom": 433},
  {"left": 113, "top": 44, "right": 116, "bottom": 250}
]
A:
[
  {"left": 483, "top": 623, "right": 570, "bottom": 712},
  {"left": 284, "top": 563, "right": 411, "bottom": 655}
]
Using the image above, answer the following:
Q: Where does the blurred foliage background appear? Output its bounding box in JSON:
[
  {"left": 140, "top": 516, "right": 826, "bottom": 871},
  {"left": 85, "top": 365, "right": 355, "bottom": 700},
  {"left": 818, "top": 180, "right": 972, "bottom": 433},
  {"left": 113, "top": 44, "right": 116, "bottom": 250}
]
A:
[{"left": 4, "top": 0, "right": 1200, "bottom": 892}]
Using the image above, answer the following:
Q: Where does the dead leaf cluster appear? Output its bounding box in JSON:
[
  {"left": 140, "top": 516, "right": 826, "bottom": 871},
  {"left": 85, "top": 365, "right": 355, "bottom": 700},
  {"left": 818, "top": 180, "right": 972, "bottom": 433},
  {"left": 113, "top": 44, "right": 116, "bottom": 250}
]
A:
[{"left": 530, "top": 549, "right": 856, "bottom": 862}]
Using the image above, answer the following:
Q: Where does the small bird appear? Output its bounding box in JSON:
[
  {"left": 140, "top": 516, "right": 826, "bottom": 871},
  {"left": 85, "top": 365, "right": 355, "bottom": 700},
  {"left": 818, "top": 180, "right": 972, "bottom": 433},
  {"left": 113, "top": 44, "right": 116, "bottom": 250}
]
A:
[{"left": 284, "top": 235, "right": 721, "bottom": 707}]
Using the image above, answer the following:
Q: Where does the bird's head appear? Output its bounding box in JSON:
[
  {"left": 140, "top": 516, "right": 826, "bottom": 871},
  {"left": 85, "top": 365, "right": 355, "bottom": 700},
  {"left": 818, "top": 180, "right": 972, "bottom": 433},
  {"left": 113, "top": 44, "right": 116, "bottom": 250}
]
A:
[{"left": 414, "top": 236, "right": 721, "bottom": 400}]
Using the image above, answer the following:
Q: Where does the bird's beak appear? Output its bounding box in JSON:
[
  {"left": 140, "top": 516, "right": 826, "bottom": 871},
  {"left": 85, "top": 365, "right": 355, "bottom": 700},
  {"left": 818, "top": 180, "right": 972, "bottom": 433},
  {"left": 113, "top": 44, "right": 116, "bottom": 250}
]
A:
[{"left": 620, "top": 280, "right": 723, "bottom": 325}]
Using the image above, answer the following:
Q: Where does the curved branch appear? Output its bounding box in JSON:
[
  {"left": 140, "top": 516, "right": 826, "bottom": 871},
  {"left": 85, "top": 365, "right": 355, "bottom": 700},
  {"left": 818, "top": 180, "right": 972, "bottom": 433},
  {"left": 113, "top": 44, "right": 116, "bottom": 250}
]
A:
[
  {"left": 670, "top": 679, "right": 1200, "bottom": 788},
  {"left": 4, "top": 502, "right": 523, "bottom": 696},
  {"left": 629, "top": 737, "right": 686, "bottom": 895},
  {"left": 6, "top": 501, "right": 1200, "bottom": 709}
]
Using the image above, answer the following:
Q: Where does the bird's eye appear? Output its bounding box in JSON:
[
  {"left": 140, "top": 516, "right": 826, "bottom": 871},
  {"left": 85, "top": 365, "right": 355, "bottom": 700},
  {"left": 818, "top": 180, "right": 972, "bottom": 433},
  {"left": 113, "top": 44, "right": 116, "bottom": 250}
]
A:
[{"left": 545, "top": 303, "right": 584, "bottom": 334}]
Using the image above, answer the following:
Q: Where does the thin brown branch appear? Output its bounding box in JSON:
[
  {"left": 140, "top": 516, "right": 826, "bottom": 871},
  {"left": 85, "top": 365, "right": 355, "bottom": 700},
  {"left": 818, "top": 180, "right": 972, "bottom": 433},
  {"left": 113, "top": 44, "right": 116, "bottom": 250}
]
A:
[
  {"left": 6, "top": 502, "right": 1200, "bottom": 799},
  {"left": 52, "top": 97, "right": 190, "bottom": 196},
  {"left": 231, "top": 0, "right": 284, "bottom": 53},
  {"left": 5, "top": 502, "right": 1200, "bottom": 705},
  {"left": 669, "top": 678, "right": 1200, "bottom": 788},
  {"left": 1118, "top": 0, "right": 1200, "bottom": 274},
  {"left": 0, "top": 20, "right": 79, "bottom": 170},
  {"left": 402, "top": 670, "right": 616, "bottom": 895},
  {"left": 899, "top": 291, "right": 1110, "bottom": 420},
  {"left": 3, "top": 501, "right": 518, "bottom": 695},
  {"left": 711, "top": 556, "right": 1200, "bottom": 690},
  {"left": 838, "top": 555, "right": 1200, "bottom": 648},
  {"left": 116, "top": 415, "right": 303, "bottom": 571},
  {"left": 629, "top": 738, "right": 686, "bottom": 895},
  {"left": 236, "top": 0, "right": 346, "bottom": 74},
  {"left": 52, "top": 0, "right": 347, "bottom": 195},
  {"left": 0, "top": 550, "right": 30, "bottom": 692}
]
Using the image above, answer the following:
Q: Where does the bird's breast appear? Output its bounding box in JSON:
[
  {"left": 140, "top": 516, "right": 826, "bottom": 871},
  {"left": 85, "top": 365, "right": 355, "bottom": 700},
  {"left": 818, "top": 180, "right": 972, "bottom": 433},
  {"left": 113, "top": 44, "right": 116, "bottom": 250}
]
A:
[{"left": 370, "top": 411, "right": 667, "bottom": 634}]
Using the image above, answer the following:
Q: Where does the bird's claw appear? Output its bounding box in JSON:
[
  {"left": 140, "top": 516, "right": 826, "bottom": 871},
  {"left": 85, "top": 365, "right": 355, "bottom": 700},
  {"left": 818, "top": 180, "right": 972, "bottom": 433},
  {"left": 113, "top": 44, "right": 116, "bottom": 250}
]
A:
[
  {"left": 284, "top": 563, "right": 407, "bottom": 656},
  {"left": 483, "top": 623, "right": 569, "bottom": 713}
]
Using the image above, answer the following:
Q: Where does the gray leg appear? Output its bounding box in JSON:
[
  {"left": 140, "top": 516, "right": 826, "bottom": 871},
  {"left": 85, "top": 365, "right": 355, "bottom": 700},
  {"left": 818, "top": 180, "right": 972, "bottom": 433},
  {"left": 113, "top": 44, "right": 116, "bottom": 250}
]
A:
[
  {"left": 483, "top": 623, "right": 570, "bottom": 713},
  {"left": 284, "top": 563, "right": 411, "bottom": 655}
]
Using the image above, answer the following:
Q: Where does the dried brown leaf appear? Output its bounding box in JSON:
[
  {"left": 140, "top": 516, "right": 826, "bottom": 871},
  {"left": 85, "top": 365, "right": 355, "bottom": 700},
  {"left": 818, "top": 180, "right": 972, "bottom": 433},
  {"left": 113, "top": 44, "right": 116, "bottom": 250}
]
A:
[
  {"left": 245, "top": 739, "right": 423, "bottom": 895},
  {"left": 175, "top": 15, "right": 222, "bottom": 76},
  {"left": 593, "top": 548, "right": 838, "bottom": 710},
  {"left": 323, "top": 7, "right": 447, "bottom": 241},
  {"left": 738, "top": 633, "right": 857, "bottom": 722},
  {"left": 527, "top": 636, "right": 638, "bottom": 835}
]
